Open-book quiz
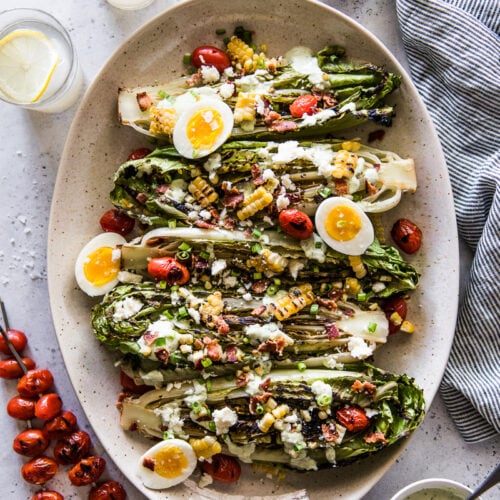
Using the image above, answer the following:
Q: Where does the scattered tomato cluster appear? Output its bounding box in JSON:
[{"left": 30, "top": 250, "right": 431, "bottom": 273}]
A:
[{"left": 0, "top": 327, "right": 127, "bottom": 499}]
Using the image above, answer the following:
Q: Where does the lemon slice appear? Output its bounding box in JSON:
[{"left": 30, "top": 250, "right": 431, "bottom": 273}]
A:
[{"left": 0, "top": 29, "right": 59, "bottom": 103}]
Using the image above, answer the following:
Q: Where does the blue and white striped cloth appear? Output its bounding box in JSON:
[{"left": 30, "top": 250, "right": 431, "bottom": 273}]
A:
[{"left": 396, "top": 0, "right": 499, "bottom": 442}]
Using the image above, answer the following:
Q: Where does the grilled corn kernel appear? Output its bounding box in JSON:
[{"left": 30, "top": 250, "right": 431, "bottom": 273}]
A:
[
  {"left": 400, "top": 320, "right": 415, "bottom": 334},
  {"left": 237, "top": 187, "right": 273, "bottom": 220},
  {"left": 189, "top": 436, "right": 222, "bottom": 460},
  {"left": 265, "top": 397, "right": 278, "bottom": 411},
  {"left": 345, "top": 277, "right": 361, "bottom": 296},
  {"left": 234, "top": 92, "right": 257, "bottom": 124},
  {"left": 258, "top": 412, "right": 276, "bottom": 433},
  {"left": 331, "top": 149, "right": 358, "bottom": 179},
  {"left": 341, "top": 140, "right": 361, "bottom": 152},
  {"left": 271, "top": 404, "right": 290, "bottom": 419},
  {"left": 149, "top": 106, "right": 177, "bottom": 136},
  {"left": 348, "top": 255, "right": 367, "bottom": 279},
  {"left": 390, "top": 311, "right": 403, "bottom": 326},
  {"left": 268, "top": 284, "right": 315, "bottom": 321},
  {"left": 188, "top": 176, "right": 218, "bottom": 207}
]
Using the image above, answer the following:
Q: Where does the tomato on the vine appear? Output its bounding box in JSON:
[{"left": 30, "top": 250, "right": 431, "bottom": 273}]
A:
[{"left": 0, "top": 329, "right": 27, "bottom": 354}]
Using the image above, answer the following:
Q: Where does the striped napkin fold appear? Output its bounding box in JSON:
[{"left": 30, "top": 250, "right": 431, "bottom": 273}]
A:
[{"left": 395, "top": 0, "right": 500, "bottom": 442}]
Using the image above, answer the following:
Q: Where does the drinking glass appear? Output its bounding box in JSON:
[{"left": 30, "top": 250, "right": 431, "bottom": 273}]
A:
[
  {"left": 106, "top": 0, "right": 155, "bottom": 10},
  {"left": 0, "top": 9, "right": 83, "bottom": 113}
]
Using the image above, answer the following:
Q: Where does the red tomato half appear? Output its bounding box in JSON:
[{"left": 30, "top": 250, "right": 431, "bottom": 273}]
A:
[
  {"left": 127, "top": 147, "right": 152, "bottom": 161},
  {"left": 99, "top": 208, "right": 135, "bottom": 236},
  {"left": 278, "top": 209, "right": 314, "bottom": 240},
  {"left": 192, "top": 46, "right": 231, "bottom": 72},
  {"left": 289, "top": 94, "right": 319, "bottom": 118},
  {"left": 200, "top": 453, "right": 241, "bottom": 483}
]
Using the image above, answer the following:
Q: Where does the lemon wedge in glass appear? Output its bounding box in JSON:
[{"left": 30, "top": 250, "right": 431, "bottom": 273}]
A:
[{"left": 0, "top": 29, "right": 59, "bottom": 103}]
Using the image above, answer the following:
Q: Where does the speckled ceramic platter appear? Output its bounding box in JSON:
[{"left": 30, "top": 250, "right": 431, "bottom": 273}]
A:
[{"left": 47, "top": 0, "right": 459, "bottom": 498}]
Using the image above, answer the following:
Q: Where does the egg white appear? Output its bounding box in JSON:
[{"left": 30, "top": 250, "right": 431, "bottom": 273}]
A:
[
  {"left": 74, "top": 232, "right": 126, "bottom": 296},
  {"left": 137, "top": 438, "right": 197, "bottom": 490},
  {"left": 315, "top": 197, "right": 374, "bottom": 255},
  {"left": 173, "top": 98, "right": 234, "bottom": 159}
]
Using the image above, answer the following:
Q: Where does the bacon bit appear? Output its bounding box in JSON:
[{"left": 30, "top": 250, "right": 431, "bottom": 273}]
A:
[
  {"left": 155, "top": 184, "right": 169, "bottom": 194},
  {"left": 285, "top": 191, "right": 303, "bottom": 204},
  {"left": 221, "top": 181, "right": 240, "bottom": 195},
  {"left": 269, "top": 120, "right": 298, "bottom": 133},
  {"left": 249, "top": 392, "right": 272, "bottom": 414},
  {"left": 155, "top": 348, "right": 170, "bottom": 365},
  {"left": 214, "top": 316, "right": 230, "bottom": 335},
  {"left": 251, "top": 305, "right": 267, "bottom": 317},
  {"left": 142, "top": 457, "right": 155, "bottom": 471},
  {"left": 321, "top": 423, "right": 340, "bottom": 442},
  {"left": 194, "top": 339, "right": 204, "bottom": 350},
  {"left": 327, "top": 289, "right": 343, "bottom": 301},
  {"left": 259, "top": 378, "right": 271, "bottom": 391},
  {"left": 194, "top": 220, "right": 218, "bottom": 229},
  {"left": 143, "top": 330, "right": 159, "bottom": 346},
  {"left": 264, "top": 110, "right": 281, "bottom": 126},
  {"left": 351, "top": 380, "right": 377, "bottom": 394},
  {"left": 136, "top": 192, "right": 148, "bottom": 204},
  {"left": 226, "top": 345, "right": 241, "bottom": 363},
  {"left": 251, "top": 164, "right": 265, "bottom": 186},
  {"left": 252, "top": 279, "right": 270, "bottom": 294},
  {"left": 334, "top": 179, "right": 349, "bottom": 196},
  {"left": 368, "top": 129, "right": 385, "bottom": 142},
  {"left": 192, "top": 254, "right": 209, "bottom": 271},
  {"left": 325, "top": 323, "right": 340, "bottom": 339},
  {"left": 204, "top": 337, "right": 223, "bottom": 361},
  {"left": 186, "top": 70, "right": 203, "bottom": 87},
  {"left": 373, "top": 163, "right": 381, "bottom": 171},
  {"left": 257, "top": 337, "right": 287, "bottom": 355},
  {"left": 363, "top": 431, "right": 387, "bottom": 445},
  {"left": 236, "top": 372, "right": 250, "bottom": 386},
  {"left": 222, "top": 216, "right": 237, "bottom": 230},
  {"left": 223, "top": 192, "right": 245, "bottom": 209},
  {"left": 365, "top": 180, "right": 378, "bottom": 195},
  {"left": 136, "top": 91, "right": 153, "bottom": 111},
  {"left": 316, "top": 298, "right": 338, "bottom": 311}
]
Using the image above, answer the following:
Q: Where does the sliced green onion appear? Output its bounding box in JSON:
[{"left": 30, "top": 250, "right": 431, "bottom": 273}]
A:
[
  {"left": 315, "top": 241, "right": 323, "bottom": 248},
  {"left": 209, "top": 421, "right": 216, "bottom": 432},
  {"left": 163, "top": 309, "right": 174, "bottom": 320},
  {"left": 230, "top": 269, "right": 241, "bottom": 277},
  {"left": 252, "top": 228, "right": 262, "bottom": 238},
  {"left": 273, "top": 278, "right": 281, "bottom": 285},
  {"left": 357, "top": 292, "right": 367, "bottom": 301},
  {"left": 336, "top": 220, "right": 347, "bottom": 228},
  {"left": 199, "top": 251, "right": 210, "bottom": 260},
  {"left": 313, "top": 265, "right": 320, "bottom": 273},
  {"left": 266, "top": 283, "right": 280, "bottom": 296},
  {"left": 170, "top": 285, "right": 180, "bottom": 292},
  {"left": 176, "top": 250, "right": 191, "bottom": 261},
  {"left": 253, "top": 272, "right": 262, "bottom": 280},
  {"left": 319, "top": 187, "right": 332, "bottom": 198},
  {"left": 309, "top": 303, "right": 319, "bottom": 315},
  {"left": 215, "top": 28, "right": 226, "bottom": 35},
  {"left": 317, "top": 394, "right": 332, "bottom": 406},
  {"left": 294, "top": 442, "right": 306, "bottom": 452},
  {"left": 255, "top": 404, "right": 264, "bottom": 415},
  {"left": 201, "top": 358, "right": 213, "bottom": 368},
  {"left": 178, "top": 242, "right": 192, "bottom": 252},
  {"left": 251, "top": 243, "right": 263, "bottom": 254},
  {"left": 191, "top": 401, "right": 202, "bottom": 413},
  {"left": 158, "top": 280, "right": 167, "bottom": 290},
  {"left": 183, "top": 53, "right": 192, "bottom": 65},
  {"left": 368, "top": 322, "right": 378, "bottom": 333},
  {"left": 154, "top": 337, "right": 166, "bottom": 347},
  {"left": 158, "top": 90, "right": 168, "bottom": 99},
  {"left": 297, "top": 362, "right": 307, "bottom": 372},
  {"left": 162, "top": 431, "right": 173, "bottom": 440},
  {"left": 167, "top": 219, "right": 177, "bottom": 229},
  {"left": 205, "top": 379, "right": 213, "bottom": 392},
  {"left": 177, "top": 306, "right": 188, "bottom": 318}
]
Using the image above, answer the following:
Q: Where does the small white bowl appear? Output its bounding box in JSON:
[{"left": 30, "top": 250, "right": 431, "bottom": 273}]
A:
[{"left": 390, "top": 478, "right": 474, "bottom": 500}]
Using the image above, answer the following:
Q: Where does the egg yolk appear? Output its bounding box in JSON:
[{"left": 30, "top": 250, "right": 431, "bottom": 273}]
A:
[
  {"left": 186, "top": 108, "right": 224, "bottom": 150},
  {"left": 325, "top": 205, "right": 362, "bottom": 241},
  {"left": 83, "top": 247, "right": 120, "bottom": 286},
  {"left": 153, "top": 445, "right": 189, "bottom": 479}
]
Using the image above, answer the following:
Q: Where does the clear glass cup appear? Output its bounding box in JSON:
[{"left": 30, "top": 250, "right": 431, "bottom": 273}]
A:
[
  {"left": 0, "top": 8, "right": 83, "bottom": 113},
  {"left": 106, "top": 0, "right": 155, "bottom": 10}
]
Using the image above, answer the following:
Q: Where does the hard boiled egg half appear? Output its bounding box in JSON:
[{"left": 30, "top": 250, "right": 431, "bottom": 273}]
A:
[
  {"left": 74, "top": 232, "right": 126, "bottom": 296},
  {"left": 137, "top": 438, "right": 197, "bottom": 490},
  {"left": 315, "top": 197, "right": 374, "bottom": 255},
  {"left": 173, "top": 98, "right": 233, "bottom": 159}
]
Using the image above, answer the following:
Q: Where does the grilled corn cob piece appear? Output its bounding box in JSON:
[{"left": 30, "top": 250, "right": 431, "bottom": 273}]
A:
[
  {"left": 268, "top": 284, "right": 315, "bottom": 321},
  {"left": 148, "top": 106, "right": 177, "bottom": 136},
  {"left": 188, "top": 177, "right": 218, "bottom": 207},
  {"left": 237, "top": 187, "right": 274, "bottom": 220},
  {"left": 349, "top": 255, "right": 367, "bottom": 279},
  {"left": 331, "top": 150, "right": 358, "bottom": 179}
]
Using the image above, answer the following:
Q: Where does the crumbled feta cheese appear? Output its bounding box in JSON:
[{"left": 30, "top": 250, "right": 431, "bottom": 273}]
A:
[
  {"left": 188, "top": 307, "right": 201, "bottom": 324},
  {"left": 347, "top": 337, "right": 374, "bottom": 359},
  {"left": 276, "top": 193, "right": 290, "bottom": 211},
  {"left": 111, "top": 248, "right": 121, "bottom": 262},
  {"left": 281, "top": 174, "right": 296, "bottom": 191},
  {"left": 300, "top": 233, "right": 326, "bottom": 263},
  {"left": 188, "top": 210, "right": 199, "bottom": 220},
  {"left": 184, "top": 380, "right": 207, "bottom": 407},
  {"left": 212, "top": 407, "right": 238, "bottom": 435},
  {"left": 242, "top": 292, "right": 253, "bottom": 301},
  {"left": 211, "top": 259, "right": 227, "bottom": 276},
  {"left": 223, "top": 275, "right": 238, "bottom": 288},
  {"left": 201, "top": 65, "right": 220, "bottom": 83},
  {"left": 199, "top": 209, "right": 212, "bottom": 220},
  {"left": 288, "top": 260, "right": 305, "bottom": 280},
  {"left": 301, "top": 108, "right": 336, "bottom": 127},
  {"left": 245, "top": 323, "right": 294, "bottom": 348},
  {"left": 199, "top": 473, "right": 214, "bottom": 488},
  {"left": 262, "top": 168, "right": 276, "bottom": 181},
  {"left": 372, "top": 282, "right": 386, "bottom": 293},
  {"left": 365, "top": 408, "right": 379, "bottom": 418},
  {"left": 117, "top": 270, "right": 143, "bottom": 284},
  {"left": 311, "top": 380, "right": 333, "bottom": 401},
  {"left": 218, "top": 82, "right": 235, "bottom": 99},
  {"left": 154, "top": 403, "right": 186, "bottom": 438},
  {"left": 112, "top": 297, "right": 143, "bottom": 321}
]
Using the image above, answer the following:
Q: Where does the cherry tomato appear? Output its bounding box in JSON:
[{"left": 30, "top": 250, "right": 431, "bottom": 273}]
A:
[
  {"left": 13, "top": 429, "right": 50, "bottom": 457},
  {"left": 335, "top": 406, "right": 370, "bottom": 433},
  {"left": 127, "top": 147, "right": 152, "bottom": 161},
  {"left": 53, "top": 429, "right": 92, "bottom": 464},
  {"left": 42, "top": 410, "right": 78, "bottom": 439},
  {"left": 89, "top": 480, "right": 127, "bottom": 500},
  {"left": 383, "top": 296, "right": 408, "bottom": 335},
  {"left": 35, "top": 393, "right": 63, "bottom": 421},
  {"left": 289, "top": 94, "right": 319, "bottom": 118},
  {"left": 0, "top": 328, "right": 28, "bottom": 354},
  {"left": 390, "top": 218, "right": 422, "bottom": 254},
  {"left": 0, "top": 357, "right": 36, "bottom": 379},
  {"left": 147, "top": 256, "right": 190, "bottom": 285},
  {"left": 17, "top": 369, "right": 54, "bottom": 397},
  {"left": 31, "top": 491, "right": 64, "bottom": 500},
  {"left": 99, "top": 208, "right": 135, "bottom": 236},
  {"left": 21, "top": 456, "right": 59, "bottom": 485},
  {"left": 278, "top": 209, "right": 314, "bottom": 240},
  {"left": 7, "top": 394, "right": 38, "bottom": 420},
  {"left": 192, "top": 46, "right": 231, "bottom": 73},
  {"left": 69, "top": 456, "right": 106, "bottom": 486},
  {"left": 200, "top": 453, "right": 241, "bottom": 483},
  {"left": 120, "top": 370, "right": 150, "bottom": 394}
]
